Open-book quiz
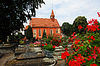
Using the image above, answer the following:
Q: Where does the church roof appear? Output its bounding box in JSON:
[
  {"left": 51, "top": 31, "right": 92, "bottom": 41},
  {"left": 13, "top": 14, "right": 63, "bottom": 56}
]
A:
[
  {"left": 27, "top": 9, "right": 60, "bottom": 28},
  {"left": 29, "top": 18, "right": 60, "bottom": 28}
]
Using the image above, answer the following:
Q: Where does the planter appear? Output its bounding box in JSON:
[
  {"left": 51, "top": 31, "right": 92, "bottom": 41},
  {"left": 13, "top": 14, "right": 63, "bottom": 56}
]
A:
[{"left": 44, "top": 50, "right": 54, "bottom": 58}]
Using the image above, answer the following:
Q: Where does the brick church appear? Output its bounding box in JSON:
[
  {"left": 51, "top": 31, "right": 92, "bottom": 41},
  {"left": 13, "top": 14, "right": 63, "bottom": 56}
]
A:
[{"left": 25, "top": 9, "right": 62, "bottom": 39}]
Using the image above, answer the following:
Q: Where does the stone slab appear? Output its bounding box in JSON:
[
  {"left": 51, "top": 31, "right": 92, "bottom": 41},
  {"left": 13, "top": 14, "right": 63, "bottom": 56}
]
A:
[
  {"left": 53, "top": 51, "right": 65, "bottom": 56},
  {"left": 4, "top": 57, "right": 57, "bottom": 66},
  {"left": 17, "top": 52, "right": 45, "bottom": 60}
]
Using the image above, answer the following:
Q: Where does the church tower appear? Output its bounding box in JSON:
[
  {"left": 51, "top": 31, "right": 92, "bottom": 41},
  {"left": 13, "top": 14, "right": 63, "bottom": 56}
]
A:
[{"left": 50, "top": 9, "right": 55, "bottom": 21}]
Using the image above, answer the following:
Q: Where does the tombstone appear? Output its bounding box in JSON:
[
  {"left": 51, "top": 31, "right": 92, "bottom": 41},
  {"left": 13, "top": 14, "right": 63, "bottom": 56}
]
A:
[
  {"left": 4, "top": 52, "right": 57, "bottom": 66},
  {"left": 53, "top": 46, "right": 66, "bottom": 60}
]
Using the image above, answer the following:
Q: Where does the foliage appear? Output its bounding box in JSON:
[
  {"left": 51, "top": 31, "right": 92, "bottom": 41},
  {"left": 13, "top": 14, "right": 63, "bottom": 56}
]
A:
[
  {"left": 16, "top": 32, "right": 25, "bottom": 40},
  {"left": 26, "top": 25, "right": 33, "bottom": 40},
  {"left": 61, "top": 36, "right": 69, "bottom": 48},
  {"left": 19, "top": 39, "right": 25, "bottom": 45},
  {"left": 61, "top": 13, "right": 100, "bottom": 66},
  {"left": 50, "top": 37, "right": 62, "bottom": 46},
  {"left": 73, "top": 16, "right": 88, "bottom": 34},
  {"left": 43, "top": 43, "right": 55, "bottom": 52},
  {"left": 45, "top": 35, "right": 54, "bottom": 44},
  {"left": 43, "top": 35, "right": 62, "bottom": 46},
  {"left": 29, "top": 38, "right": 36, "bottom": 43},
  {"left": 0, "top": 0, "right": 45, "bottom": 42},
  {"left": 42, "top": 29, "right": 47, "bottom": 39},
  {"left": 61, "top": 22, "right": 73, "bottom": 36}
]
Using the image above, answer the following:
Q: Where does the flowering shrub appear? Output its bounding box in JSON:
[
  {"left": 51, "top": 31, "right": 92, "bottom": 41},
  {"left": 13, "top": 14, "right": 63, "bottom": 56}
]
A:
[
  {"left": 42, "top": 43, "right": 55, "bottom": 52},
  {"left": 61, "top": 13, "right": 100, "bottom": 66},
  {"left": 29, "top": 41, "right": 41, "bottom": 47},
  {"left": 50, "top": 38, "right": 62, "bottom": 46},
  {"left": 43, "top": 35, "right": 62, "bottom": 47}
]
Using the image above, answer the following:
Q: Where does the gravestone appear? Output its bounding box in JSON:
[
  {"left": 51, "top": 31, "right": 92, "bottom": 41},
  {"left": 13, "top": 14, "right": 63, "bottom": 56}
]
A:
[
  {"left": 4, "top": 52, "right": 57, "bottom": 66},
  {"left": 53, "top": 46, "right": 66, "bottom": 60}
]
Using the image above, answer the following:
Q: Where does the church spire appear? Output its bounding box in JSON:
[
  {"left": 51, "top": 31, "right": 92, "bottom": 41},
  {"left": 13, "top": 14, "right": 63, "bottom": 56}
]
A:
[{"left": 50, "top": 9, "right": 55, "bottom": 19}]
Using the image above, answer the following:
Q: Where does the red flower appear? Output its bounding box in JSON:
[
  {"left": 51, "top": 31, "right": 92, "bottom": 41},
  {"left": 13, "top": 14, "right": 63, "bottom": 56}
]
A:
[
  {"left": 86, "top": 19, "right": 99, "bottom": 32},
  {"left": 73, "top": 32, "right": 76, "bottom": 35},
  {"left": 97, "top": 47, "right": 100, "bottom": 54},
  {"left": 90, "top": 36, "right": 94, "bottom": 39},
  {"left": 88, "top": 35, "right": 90, "bottom": 38},
  {"left": 94, "top": 46, "right": 97, "bottom": 49},
  {"left": 69, "top": 37, "right": 71, "bottom": 39},
  {"left": 78, "top": 25, "right": 83, "bottom": 29},
  {"left": 61, "top": 51, "right": 70, "bottom": 59},
  {"left": 71, "top": 32, "right": 76, "bottom": 37},
  {"left": 53, "top": 45, "right": 55, "bottom": 49},
  {"left": 42, "top": 44, "right": 44, "bottom": 46},
  {"left": 90, "top": 63, "right": 98, "bottom": 66},
  {"left": 65, "top": 48, "right": 68, "bottom": 51},
  {"left": 45, "top": 43, "right": 48, "bottom": 45},
  {"left": 58, "top": 40, "right": 61, "bottom": 43},
  {"left": 68, "top": 59, "right": 81, "bottom": 66},
  {"left": 91, "top": 50, "right": 98, "bottom": 59},
  {"left": 75, "top": 39, "right": 80, "bottom": 44},
  {"left": 72, "top": 36, "right": 77, "bottom": 39},
  {"left": 88, "top": 40, "right": 91, "bottom": 43},
  {"left": 50, "top": 41, "right": 52, "bottom": 44},
  {"left": 90, "top": 36, "right": 95, "bottom": 40},
  {"left": 88, "top": 56, "right": 92, "bottom": 61},
  {"left": 97, "top": 12, "right": 100, "bottom": 17}
]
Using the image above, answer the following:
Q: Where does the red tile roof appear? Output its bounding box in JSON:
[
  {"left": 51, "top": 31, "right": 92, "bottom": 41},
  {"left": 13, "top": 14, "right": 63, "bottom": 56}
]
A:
[{"left": 29, "top": 18, "right": 60, "bottom": 27}]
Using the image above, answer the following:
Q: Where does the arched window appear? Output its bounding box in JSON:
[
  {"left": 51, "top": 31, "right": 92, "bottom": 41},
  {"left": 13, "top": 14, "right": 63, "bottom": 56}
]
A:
[
  {"left": 33, "top": 29, "right": 36, "bottom": 38},
  {"left": 50, "top": 29, "right": 53, "bottom": 35},
  {"left": 44, "top": 29, "right": 46, "bottom": 33},
  {"left": 56, "top": 29, "right": 58, "bottom": 33},
  {"left": 34, "top": 29, "right": 36, "bottom": 32},
  {"left": 39, "top": 29, "right": 41, "bottom": 37}
]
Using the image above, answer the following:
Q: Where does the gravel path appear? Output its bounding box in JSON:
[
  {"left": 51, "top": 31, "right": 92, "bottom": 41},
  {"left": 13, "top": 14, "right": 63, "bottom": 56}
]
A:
[{"left": 0, "top": 53, "right": 14, "bottom": 66}]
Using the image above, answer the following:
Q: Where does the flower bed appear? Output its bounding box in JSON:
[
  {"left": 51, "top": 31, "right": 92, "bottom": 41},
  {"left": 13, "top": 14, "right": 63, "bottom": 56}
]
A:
[{"left": 61, "top": 13, "right": 100, "bottom": 66}]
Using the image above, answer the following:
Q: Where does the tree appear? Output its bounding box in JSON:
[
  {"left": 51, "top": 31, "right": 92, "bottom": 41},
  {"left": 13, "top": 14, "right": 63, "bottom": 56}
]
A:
[
  {"left": 42, "top": 29, "right": 47, "bottom": 39},
  {"left": 0, "top": 0, "right": 45, "bottom": 42},
  {"left": 61, "top": 22, "right": 73, "bottom": 36},
  {"left": 73, "top": 16, "right": 88, "bottom": 34},
  {"left": 26, "top": 25, "right": 33, "bottom": 40}
]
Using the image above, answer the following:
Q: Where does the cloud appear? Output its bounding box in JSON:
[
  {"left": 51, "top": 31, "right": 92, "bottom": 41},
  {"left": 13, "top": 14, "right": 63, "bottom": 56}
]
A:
[{"left": 24, "top": 0, "right": 100, "bottom": 26}]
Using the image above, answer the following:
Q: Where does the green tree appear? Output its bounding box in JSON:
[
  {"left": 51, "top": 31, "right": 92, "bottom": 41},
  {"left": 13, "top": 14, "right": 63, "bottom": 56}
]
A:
[
  {"left": 0, "top": 0, "right": 45, "bottom": 42},
  {"left": 26, "top": 25, "right": 33, "bottom": 40},
  {"left": 61, "top": 22, "right": 73, "bottom": 36},
  {"left": 73, "top": 16, "right": 88, "bottom": 34},
  {"left": 42, "top": 29, "right": 47, "bottom": 39}
]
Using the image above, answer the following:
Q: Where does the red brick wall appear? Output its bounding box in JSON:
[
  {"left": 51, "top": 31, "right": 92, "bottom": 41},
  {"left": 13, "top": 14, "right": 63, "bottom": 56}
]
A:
[{"left": 32, "top": 27, "right": 62, "bottom": 39}]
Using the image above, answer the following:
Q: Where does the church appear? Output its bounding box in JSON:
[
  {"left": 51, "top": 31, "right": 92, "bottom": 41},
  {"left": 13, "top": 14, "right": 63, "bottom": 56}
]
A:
[{"left": 25, "top": 9, "right": 62, "bottom": 39}]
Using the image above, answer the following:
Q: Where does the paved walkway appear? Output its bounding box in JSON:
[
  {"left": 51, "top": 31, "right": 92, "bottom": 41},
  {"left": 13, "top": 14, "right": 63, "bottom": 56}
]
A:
[{"left": 0, "top": 53, "right": 14, "bottom": 66}]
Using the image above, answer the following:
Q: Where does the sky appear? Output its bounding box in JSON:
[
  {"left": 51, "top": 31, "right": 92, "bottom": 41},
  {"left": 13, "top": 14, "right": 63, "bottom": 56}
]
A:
[{"left": 24, "top": 0, "right": 100, "bottom": 27}]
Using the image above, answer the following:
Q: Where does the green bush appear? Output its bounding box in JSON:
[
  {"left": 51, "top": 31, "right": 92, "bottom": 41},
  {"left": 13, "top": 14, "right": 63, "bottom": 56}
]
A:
[{"left": 43, "top": 44, "right": 55, "bottom": 52}]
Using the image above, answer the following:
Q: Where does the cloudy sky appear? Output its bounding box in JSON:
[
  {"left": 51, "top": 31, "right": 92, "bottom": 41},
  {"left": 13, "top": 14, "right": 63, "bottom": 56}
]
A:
[{"left": 24, "top": 0, "right": 100, "bottom": 26}]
